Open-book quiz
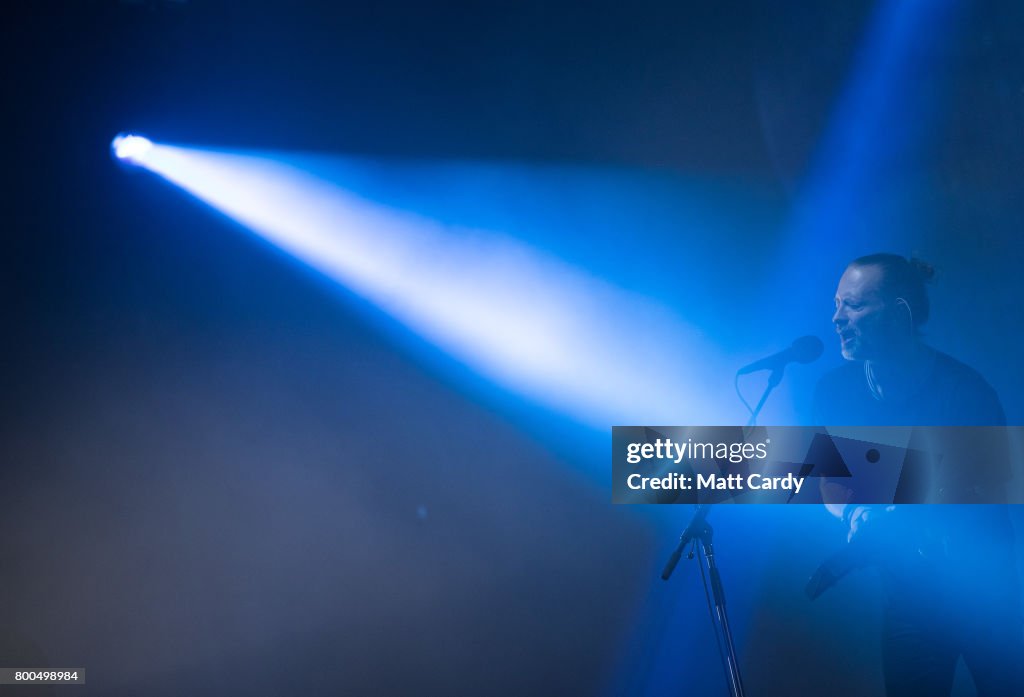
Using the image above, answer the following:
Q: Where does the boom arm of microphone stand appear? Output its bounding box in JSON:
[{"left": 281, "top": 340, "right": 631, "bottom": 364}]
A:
[
  {"left": 661, "top": 503, "right": 713, "bottom": 580},
  {"left": 746, "top": 366, "right": 784, "bottom": 428},
  {"left": 665, "top": 361, "right": 787, "bottom": 580}
]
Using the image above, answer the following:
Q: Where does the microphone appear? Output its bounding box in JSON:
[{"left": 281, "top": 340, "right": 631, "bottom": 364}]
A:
[{"left": 737, "top": 335, "right": 824, "bottom": 375}]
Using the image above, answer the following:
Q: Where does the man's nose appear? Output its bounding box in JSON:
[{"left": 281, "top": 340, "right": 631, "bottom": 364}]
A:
[{"left": 832, "top": 306, "right": 846, "bottom": 326}]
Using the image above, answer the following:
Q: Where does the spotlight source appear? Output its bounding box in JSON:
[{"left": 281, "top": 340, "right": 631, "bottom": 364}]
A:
[{"left": 111, "top": 133, "right": 153, "bottom": 163}]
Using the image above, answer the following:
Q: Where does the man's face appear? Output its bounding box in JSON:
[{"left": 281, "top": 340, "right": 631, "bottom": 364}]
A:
[{"left": 832, "top": 264, "right": 900, "bottom": 361}]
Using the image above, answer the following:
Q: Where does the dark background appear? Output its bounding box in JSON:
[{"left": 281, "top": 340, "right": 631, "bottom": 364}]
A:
[{"left": 4, "top": 1, "right": 1024, "bottom": 695}]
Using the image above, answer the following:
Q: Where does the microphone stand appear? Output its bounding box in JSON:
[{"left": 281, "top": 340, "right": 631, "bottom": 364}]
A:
[
  {"left": 662, "top": 504, "right": 746, "bottom": 697},
  {"left": 746, "top": 366, "right": 783, "bottom": 428},
  {"left": 658, "top": 365, "right": 785, "bottom": 697}
]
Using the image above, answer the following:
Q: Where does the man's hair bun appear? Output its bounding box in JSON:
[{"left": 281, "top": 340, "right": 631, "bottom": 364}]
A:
[{"left": 908, "top": 257, "right": 935, "bottom": 283}]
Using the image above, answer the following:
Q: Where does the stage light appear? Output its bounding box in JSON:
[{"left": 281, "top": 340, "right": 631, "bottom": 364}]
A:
[
  {"left": 118, "top": 140, "right": 750, "bottom": 429},
  {"left": 111, "top": 134, "right": 153, "bottom": 163}
]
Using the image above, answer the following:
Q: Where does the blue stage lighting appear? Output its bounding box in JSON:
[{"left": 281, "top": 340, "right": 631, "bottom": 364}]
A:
[
  {"left": 118, "top": 142, "right": 751, "bottom": 428},
  {"left": 111, "top": 133, "right": 153, "bottom": 163}
]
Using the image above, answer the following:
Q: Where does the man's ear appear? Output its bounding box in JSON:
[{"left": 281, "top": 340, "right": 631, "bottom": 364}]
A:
[{"left": 894, "top": 297, "right": 914, "bottom": 328}]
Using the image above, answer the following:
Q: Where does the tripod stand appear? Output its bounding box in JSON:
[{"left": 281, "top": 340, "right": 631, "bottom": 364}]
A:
[
  {"left": 658, "top": 364, "right": 785, "bottom": 696},
  {"left": 661, "top": 504, "right": 746, "bottom": 697}
]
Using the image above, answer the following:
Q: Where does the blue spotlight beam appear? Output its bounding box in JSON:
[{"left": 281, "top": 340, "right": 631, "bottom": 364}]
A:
[
  {"left": 771, "top": 0, "right": 965, "bottom": 332},
  {"left": 122, "top": 142, "right": 742, "bottom": 430}
]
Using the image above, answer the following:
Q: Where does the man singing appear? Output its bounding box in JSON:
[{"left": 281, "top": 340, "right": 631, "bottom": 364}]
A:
[{"left": 814, "top": 253, "right": 1023, "bottom": 696}]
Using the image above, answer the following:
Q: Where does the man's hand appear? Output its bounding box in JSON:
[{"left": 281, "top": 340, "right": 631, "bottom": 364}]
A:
[{"left": 845, "top": 504, "right": 896, "bottom": 543}]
